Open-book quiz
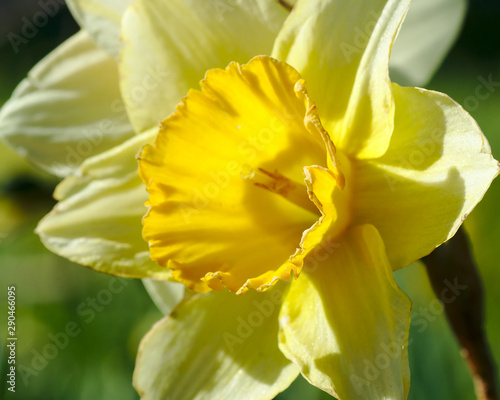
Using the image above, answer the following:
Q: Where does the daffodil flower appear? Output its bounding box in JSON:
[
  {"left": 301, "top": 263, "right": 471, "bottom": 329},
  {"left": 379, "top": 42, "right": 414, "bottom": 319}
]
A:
[{"left": 1, "top": 0, "right": 497, "bottom": 399}]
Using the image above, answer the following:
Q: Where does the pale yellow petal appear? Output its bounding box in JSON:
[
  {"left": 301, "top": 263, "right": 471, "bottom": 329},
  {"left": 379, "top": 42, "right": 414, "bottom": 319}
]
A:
[
  {"left": 390, "top": 0, "right": 467, "bottom": 86},
  {"left": 36, "top": 130, "right": 171, "bottom": 279},
  {"left": 134, "top": 288, "right": 299, "bottom": 400},
  {"left": 279, "top": 224, "right": 411, "bottom": 400},
  {"left": 142, "top": 279, "right": 185, "bottom": 315},
  {"left": 67, "top": 0, "right": 131, "bottom": 57},
  {"left": 0, "top": 31, "right": 134, "bottom": 177},
  {"left": 352, "top": 84, "right": 500, "bottom": 270},
  {"left": 273, "top": 0, "right": 410, "bottom": 159},
  {"left": 120, "top": 0, "right": 289, "bottom": 133}
]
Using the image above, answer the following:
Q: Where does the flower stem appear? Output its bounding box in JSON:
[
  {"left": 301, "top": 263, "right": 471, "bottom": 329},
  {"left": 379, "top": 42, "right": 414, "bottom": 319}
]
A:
[
  {"left": 277, "top": 0, "right": 293, "bottom": 12},
  {"left": 422, "top": 227, "right": 499, "bottom": 400}
]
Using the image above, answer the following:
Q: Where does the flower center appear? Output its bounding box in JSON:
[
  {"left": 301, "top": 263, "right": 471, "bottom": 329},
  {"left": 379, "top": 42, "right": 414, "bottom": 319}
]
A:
[
  {"left": 241, "top": 166, "right": 320, "bottom": 216},
  {"left": 139, "top": 56, "right": 348, "bottom": 294}
]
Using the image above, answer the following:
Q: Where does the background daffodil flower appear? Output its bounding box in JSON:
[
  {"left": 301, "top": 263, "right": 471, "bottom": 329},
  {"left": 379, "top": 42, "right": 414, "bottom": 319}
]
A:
[{"left": 1, "top": 0, "right": 497, "bottom": 400}]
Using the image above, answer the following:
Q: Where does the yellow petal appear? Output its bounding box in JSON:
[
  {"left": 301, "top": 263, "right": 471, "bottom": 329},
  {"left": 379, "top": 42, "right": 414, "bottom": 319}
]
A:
[
  {"left": 389, "top": 0, "right": 466, "bottom": 86},
  {"left": 120, "top": 0, "right": 289, "bottom": 133},
  {"left": 278, "top": 224, "right": 411, "bottom": 400},
  {"left": 0, "top": 31, "right": 134, "bottom": 177},
  {"left": 273, "top": 0, "right": 410, "bottom": 159},
  {"left": 36, "top": 130, "right": 171, "bottom": 280},
  {"left": 352, "top": 84, "right": 500, "bottom": 270},
  {"left": 66, "top": 0, "right": 131, "bottom": 57},
  {"left": 139, "top": 56, "right": 345, "bottom": 294},
  {"left": 134, "top": 287, "right": 299, "bottom": 400},
  {"left": 296, "top": 162, "right": 351, "bottom": 272}
]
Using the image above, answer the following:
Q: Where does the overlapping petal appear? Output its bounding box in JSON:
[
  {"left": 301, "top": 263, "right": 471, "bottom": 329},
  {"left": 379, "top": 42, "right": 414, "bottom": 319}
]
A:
[
  {"left": 120, "top": 0, "right": 290, "bottom": 133},
  {"left": 142, "top": 279, "right": 185, "bottom": 315},
  {"left": 352, "top": 84, "right": 500, "bottom": 270},
  {"left": 389, "top": 0, "right": 467, "bottom": 86},
  {"left": 0, "top": 31, "right": 134, "bottom": 177},
  {"left": 134, "top": 288, "right": 299, "bottom": 400},
  {"left": 279, "top": 224, "right": 411, "bottom": 400},
  {"left": 273, "top": 0, "right": 409, "bottom": 159},
  {"left": 36, "top": 130, "right": 171, "bottom": 279},
  {"left": 66, "top": 0, "right": 131, "bottom": 57}
]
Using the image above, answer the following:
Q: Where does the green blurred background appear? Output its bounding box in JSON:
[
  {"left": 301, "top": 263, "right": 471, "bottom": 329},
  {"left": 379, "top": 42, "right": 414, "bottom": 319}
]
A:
[{"left": 0, "top": 1, "right": 499, "bottom": 399}]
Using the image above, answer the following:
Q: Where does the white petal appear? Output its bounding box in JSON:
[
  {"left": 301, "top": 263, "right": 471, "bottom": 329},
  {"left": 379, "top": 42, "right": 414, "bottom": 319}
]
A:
[
  {"left": 0, "top": 31, "right": 134, "bottom": 177},
  {"left": 142, "top": 279, "right": 185, "bottom": 315},
  {"left": 66, "top": 0, "right": 131, "bottom": 57},
  {"left": 134, "top": 288, "right": 299, "bottom": 400},
  {"left": 390, "top": 0, "right": 467, "bottom": 86},
  {"left": 120, "top": 0, "right": 289, "bottom": 133},
  {"left": 36, "top": 129, "right": 171, "bottom": 279}
]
